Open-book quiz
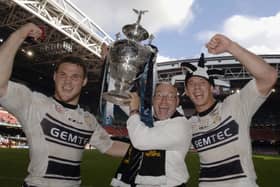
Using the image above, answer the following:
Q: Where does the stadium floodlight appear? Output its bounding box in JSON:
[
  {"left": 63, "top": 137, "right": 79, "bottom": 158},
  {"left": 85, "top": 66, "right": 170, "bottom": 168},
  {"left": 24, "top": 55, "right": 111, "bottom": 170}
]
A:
[{"left": 26, "top": 50, "right": 34, "bottom": 57}]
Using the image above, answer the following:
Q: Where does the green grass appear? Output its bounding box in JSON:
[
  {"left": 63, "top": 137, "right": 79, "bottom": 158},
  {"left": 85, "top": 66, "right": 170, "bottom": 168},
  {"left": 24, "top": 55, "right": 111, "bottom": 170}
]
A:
[{"left": 0, "top": 149, "right": 279, "bottom": 187}]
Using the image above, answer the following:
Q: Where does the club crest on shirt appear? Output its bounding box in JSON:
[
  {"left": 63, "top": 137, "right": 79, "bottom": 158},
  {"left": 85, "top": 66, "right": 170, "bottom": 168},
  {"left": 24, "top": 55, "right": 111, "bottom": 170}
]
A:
[
  {"left": 144, "top": 150, "right": 161, "bottom": 157},
  {"left": 199, "top": 114, "right": 221, "bottom": 130},
  {"left": 193, "top": 108, "right": 222, "bottom": 131},
  {"left": 55, "top": 104, "right": 65, "bottom": 113},
  {"left": 209, "top": 107, "right": 221, "bottom": 125},
  {"left": 198, "top": 119, "right": 209, "bottom": 130},
  {"left": 84, "top": 113, "right": 92, "bottom": 126}
]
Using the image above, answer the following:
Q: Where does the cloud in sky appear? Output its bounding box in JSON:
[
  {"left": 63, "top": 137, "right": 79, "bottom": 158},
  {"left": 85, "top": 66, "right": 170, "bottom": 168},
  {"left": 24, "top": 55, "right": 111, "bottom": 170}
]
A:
[
  {"left": 197, "top": 12, "right": 280, "bottom": 55},
  {"left": 71, "top": 0, "right": 194, "bottom": 35},
  {"left": 156, "top": 54, "right": 177, "bottom": 63},
  {"left": 71, "top": 0, "right": 195, "bottom": 62},
  {"left": 71, "top": 0, "right": 280, "bottom": 60}
]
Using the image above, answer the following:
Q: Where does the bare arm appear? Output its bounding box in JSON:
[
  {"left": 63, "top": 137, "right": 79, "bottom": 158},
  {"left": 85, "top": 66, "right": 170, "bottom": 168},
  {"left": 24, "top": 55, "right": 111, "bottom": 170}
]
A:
[
  {"left": 104, "top": 92, "right": 137, "bottom": 157},
  {"left": 105, "top": 141, "right": 129, "bottom": 157},
  {"left": 128, "top": 92, "right": 140, "bottom": 114},
  {"left": 206, "top": 34, "right": 277, "bottom": 95},
  {"left": 0, "top": 23, "right": 42, "bottom": 97}
]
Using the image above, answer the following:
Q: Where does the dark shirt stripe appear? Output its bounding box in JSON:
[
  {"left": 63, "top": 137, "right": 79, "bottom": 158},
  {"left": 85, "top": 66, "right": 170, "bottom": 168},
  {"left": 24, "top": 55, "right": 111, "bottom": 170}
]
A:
[
  {"left": 45, "top": 138, "right": 84, "bottom": 149},
  {"left": 45, "top": 160, "right": 80, "bottom": 178},
  {"left": 44, "top": 176, "right": 81, "bottom": 181},
  {"left": 199, "top": 175, "right": 247, "bottom": 182},
  {"left": 201, "top": 155, "right": 240, "bottom": 166},
  {"left": 48, "top": 156, "right": 81, "bottom": 164},
  {"left": 200, "top": 159, "right": 244, "bottom": 178}
]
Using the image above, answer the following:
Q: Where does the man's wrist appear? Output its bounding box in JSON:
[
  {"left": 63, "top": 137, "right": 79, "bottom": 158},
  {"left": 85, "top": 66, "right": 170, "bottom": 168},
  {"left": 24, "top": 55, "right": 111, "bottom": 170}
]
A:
[{"left": 129, "top": 109, "right": 139, "bottom": 116}]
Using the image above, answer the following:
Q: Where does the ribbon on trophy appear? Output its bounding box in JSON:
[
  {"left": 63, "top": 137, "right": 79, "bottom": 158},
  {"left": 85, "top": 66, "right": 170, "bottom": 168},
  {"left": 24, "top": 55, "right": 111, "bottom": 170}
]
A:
[
  {"left": 111, "top": 44, "right": 167, "bottom": 186},
  {"left": 138, "top": 44, "right": 158, "bottom": 127}
]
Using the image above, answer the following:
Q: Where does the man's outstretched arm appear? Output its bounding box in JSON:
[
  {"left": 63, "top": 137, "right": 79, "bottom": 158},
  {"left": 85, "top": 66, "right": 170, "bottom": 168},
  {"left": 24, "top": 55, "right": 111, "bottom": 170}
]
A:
[
  {"left": 105, "top": 141, "right": 130, "bottom": 157},
  {"left": 206, "top": 34, "right": 277, "bottom": 95},
  {"left": 0, "top": 23, "right": 42, "bottom": 97}
]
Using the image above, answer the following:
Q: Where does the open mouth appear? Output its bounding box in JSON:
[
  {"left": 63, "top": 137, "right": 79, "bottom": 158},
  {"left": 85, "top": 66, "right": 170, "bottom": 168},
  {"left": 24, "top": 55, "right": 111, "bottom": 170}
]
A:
[
  {"left": 62, "top": 85, "right": 73, "bottom": 92},
  {"left": 159, "top": 107, "right": 168, "bottom": 113},
  {"left": 194, "top": 93, "right": 203, "bottom": 99}
]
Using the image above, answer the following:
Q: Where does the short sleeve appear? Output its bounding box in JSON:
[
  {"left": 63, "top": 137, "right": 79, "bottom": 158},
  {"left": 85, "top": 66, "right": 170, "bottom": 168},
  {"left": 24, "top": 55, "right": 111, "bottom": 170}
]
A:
[
  {"left": 224, "top": 79, "right": 269, "bottom": 120},
  {"left": 0, "top": 81, "right": 33, "bottom": 126},
  {"left": 88, "top": 123, "right": 113, "bottom": 153}
]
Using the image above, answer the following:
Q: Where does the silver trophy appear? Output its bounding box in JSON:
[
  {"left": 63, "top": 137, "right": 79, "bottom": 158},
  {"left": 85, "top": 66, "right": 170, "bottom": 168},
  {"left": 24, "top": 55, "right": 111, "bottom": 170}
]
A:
[{"left": 102, "top": 9, "right": 156, "bottom": 105}]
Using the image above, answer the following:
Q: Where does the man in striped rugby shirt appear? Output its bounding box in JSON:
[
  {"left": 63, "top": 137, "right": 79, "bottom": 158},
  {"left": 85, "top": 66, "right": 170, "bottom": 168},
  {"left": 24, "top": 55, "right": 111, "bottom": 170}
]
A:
[
  {"left": 0, "top": 23, "right": 129, "bottom": 187},
  {"left": 184, "top": 34, "right": 277, "bottom": 187}
]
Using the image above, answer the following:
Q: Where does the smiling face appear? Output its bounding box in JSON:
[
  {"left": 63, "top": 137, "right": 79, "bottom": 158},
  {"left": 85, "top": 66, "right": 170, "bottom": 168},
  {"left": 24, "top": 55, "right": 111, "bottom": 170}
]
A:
[
  {"left": 53, "top": 62, "right": 87, "bottom": 105},
  {"left": 185, "top": 76, "right": 215, "bottom": 112},
  {"left": 153, "top": 83, "right": 179, "bottom": 120}
]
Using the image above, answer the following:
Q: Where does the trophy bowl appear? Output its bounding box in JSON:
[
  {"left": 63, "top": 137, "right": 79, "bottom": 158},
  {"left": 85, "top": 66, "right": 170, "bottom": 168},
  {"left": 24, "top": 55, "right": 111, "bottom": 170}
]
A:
[
  {"left": 102, "top": 9, "right": 156, "bottom": 105},
  {"left": 102, "top": 39, "right": 153, "bottom": 105}
]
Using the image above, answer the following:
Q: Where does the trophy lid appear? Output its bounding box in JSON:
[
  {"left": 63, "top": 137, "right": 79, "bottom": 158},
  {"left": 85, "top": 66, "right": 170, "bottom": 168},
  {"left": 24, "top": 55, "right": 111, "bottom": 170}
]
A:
[{"left": 122, "top": 9, "right": 149, "bottom": 42}]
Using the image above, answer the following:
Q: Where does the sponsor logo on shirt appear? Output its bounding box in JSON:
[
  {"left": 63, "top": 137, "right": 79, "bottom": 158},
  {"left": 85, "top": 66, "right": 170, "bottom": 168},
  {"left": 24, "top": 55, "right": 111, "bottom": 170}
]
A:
[
  {"left": 49, "top": 127, "right": 89, "bottom": 146},
  {"left": 41, "top": 114, "right": 93, "bottom": 149},
  {"left": 192, "top": 119, "right": 239, "bottom": 152}
]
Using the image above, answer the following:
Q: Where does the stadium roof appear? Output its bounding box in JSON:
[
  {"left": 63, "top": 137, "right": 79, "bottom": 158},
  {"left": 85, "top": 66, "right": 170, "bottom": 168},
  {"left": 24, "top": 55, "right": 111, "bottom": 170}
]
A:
[{"left": 0, "top": 0, "right": 112, "bottom": 112}]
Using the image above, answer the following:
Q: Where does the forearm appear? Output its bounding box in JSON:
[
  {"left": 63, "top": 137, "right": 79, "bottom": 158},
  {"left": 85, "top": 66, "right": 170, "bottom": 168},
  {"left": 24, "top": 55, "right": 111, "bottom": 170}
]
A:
[
  {"left": 105, "top": 141, "right": 129, "bottom": 157},
  {"left": 0, "top": 23, "right": 42, "bottom": 97},
  {"left": 0, "top": 31, "right": 26, "bottom": 96},
  {"left": 228, "top": 42, "right": 277, "bottom": 94}
]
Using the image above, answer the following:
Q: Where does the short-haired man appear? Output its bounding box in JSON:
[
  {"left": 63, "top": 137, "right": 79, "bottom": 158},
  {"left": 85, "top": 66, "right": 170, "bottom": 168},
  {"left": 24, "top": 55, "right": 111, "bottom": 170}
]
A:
[
  {"left": 0, "top": 23, "right": 129, "bottom": 187},
  {"left": 112, "top": 82, "right": 192, "bottom": 186},
  {"left": 184, "top": 34, "right": 277, "bottom": 187}
]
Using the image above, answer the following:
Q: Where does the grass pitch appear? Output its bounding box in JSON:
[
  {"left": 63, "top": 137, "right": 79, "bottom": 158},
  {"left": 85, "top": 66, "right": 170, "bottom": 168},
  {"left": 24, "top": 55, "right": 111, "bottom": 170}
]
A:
[{"left": 0, "top": 149, "right": 279, "bottom": 187}]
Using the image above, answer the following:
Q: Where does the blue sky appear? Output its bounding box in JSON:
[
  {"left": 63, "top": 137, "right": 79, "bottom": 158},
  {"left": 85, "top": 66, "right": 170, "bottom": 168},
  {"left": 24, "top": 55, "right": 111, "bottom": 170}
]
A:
[{"left": 71, "top": 0, "right": 280, "bottom": 62}]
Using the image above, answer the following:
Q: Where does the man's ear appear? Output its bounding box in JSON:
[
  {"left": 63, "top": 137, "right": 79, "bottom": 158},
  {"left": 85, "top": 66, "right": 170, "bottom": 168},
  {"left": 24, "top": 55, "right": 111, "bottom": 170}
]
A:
[
  {"left": 53, "top": 72, "right": 56, "bottom": 82},
  {"left": 176, "top": 96, "right": 180, "bottom": 107},
  {"left": 82, "top": 77, "right": 88, "bottom": 87},
  {"left": 210, "top": 84, "right": 214, "bottom": 93},
  {"left": 184, "top": 87, "right": 189, "bottom": 97}
]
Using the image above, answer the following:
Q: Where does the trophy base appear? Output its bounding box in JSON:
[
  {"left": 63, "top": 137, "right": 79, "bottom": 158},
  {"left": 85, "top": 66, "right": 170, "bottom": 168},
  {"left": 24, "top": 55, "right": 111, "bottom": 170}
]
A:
[{"left": 102, "top": 91, "right": 131, "bottom": 106}]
